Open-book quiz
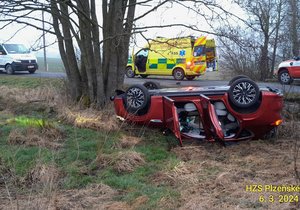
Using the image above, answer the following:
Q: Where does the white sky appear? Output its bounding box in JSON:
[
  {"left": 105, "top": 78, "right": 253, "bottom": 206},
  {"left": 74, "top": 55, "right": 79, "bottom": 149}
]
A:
[{"left": 0, "top": 1, "right": 244, "bottom": 57}]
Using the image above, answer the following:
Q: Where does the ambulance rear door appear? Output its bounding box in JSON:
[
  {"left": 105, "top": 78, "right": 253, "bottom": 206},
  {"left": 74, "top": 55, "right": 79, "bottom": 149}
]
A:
[{"left": 191, "top": 36, "right": 207, "bottom": 74}]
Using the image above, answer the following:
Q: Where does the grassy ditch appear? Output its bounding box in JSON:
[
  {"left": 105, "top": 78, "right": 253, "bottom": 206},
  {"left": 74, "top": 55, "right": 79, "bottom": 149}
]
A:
[{"left": 0, "top": 77, "right": 299, "bottom": 210}]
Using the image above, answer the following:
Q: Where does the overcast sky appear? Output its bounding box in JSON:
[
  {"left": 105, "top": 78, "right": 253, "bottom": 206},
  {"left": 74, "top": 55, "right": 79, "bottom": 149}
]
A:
[{"left": 0, "top": 1, "right": 242, "bottom": 58}]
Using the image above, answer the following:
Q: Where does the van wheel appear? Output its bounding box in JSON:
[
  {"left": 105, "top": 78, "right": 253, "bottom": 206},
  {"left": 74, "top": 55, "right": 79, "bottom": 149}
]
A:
[
  {"left": 125, "top": 84, "right": 150, "bottom": 114},
  {"left": 173, "top": 68, "right": 184, "bottom": 80},
  {"left": 278, "top": 70, "right": 292, "bottom": 85},
  {"left": 186, "top": 76, "right": 196, "bottom": 80},
  {"left": 125, "top": 66, "right": 135, "bottom": 78},
  {"left": 228, "top": 78, "right": 259, "bottom": 108},
  {"left": 6, "top": 64, "right": 14, "bottom": 75},
  {"left": 29, "top": 70, "right": 36, "bottom": 74}
]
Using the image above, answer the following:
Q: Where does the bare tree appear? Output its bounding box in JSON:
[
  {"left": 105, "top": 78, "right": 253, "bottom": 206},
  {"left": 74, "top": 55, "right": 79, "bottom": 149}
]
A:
[
  {"left": 214, "top": 0, "right": 287, "bottom": 80},
  {"left": 288, "top": 0, "right": 300, "bottom": 57},
  {"left": 1, "top": 0, "right": 227, "bottom": 107}
]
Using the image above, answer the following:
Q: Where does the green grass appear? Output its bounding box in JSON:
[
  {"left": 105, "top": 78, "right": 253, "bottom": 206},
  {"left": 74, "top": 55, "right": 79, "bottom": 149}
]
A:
[
  {"left": 0, "top": 76, "right": 182, "bottom": 209},
  {"left": 0, "top": 76, "right": 63, "bottom": 88}
]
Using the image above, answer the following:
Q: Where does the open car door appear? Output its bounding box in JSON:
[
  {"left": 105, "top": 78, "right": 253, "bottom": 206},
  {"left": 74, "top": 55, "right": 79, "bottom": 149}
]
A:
[
  {"left": 199, "top": 94, "right": 224, "bottom": 141},
  {"left": 163, "top": 96, "right": 182, "bottom": 146}
]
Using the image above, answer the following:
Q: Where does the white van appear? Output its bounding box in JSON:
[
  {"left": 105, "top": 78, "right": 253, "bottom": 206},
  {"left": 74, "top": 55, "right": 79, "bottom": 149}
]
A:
[{"left": 0, "top": 43, "right": 38, "bottom": 74}]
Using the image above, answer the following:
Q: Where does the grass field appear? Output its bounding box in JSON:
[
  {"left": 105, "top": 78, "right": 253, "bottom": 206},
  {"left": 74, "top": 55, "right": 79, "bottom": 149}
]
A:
[
  {"left": 0, "top": 77, "right": 299, "bottom": 210},
  {"left": 37, "top": 57, "right": 65, "bottom": 72}
]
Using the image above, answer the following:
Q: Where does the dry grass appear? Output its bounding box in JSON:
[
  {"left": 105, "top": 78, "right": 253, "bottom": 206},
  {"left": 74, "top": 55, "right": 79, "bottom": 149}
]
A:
[
  {"left": 97, "top": 151, "right": 145, "bottom": 173},
  {"left": 152, "top": 138, "right": 299, "bottom": 210},
  {"left": 0, "top": 84, "right": 120, "bottom": 131},
  {"left": 0, "top": 183, "right": 126, "bottom": 210},
  {"left": 25, "top": 163, "right": 61, "bottom": 188},
  {"left": 116, "top": 135, "right": 142, "bottom": 149},
  {"left": 8, "top": 126, "right": 64, "bottom": 149},
  {"left": 1, "top": 83, "right": 300, "bottom": 209}
]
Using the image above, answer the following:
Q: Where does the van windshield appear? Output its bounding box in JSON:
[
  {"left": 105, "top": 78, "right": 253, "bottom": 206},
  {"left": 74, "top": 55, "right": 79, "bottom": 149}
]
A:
[{"left": 3, "top": 44, "right": 29, "bottom": 54}]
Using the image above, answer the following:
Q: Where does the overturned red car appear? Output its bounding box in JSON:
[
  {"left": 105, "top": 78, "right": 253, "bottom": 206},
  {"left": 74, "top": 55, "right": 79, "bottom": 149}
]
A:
[{"left": 111, "top": 77, "right": 283, "bottom": 145}]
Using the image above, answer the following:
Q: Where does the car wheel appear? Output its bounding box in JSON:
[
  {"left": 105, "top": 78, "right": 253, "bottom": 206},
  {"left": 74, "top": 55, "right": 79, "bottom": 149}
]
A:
[
  {"left": 28, "top": 70, "right": 36, "bottom": 74},
  {"left": 125, "top": 84, "right": 150, "bottom": 113},
  {"left": 6, "top": 64, "right": 14, "bottom": 75},
  {"left": 173, "top": 68, "right": 184, "bottom": 80},
  {"left": 278, "top": 70, "right": 292, "bottom": 85},
  {"left": 143, "top": 81, "right": 160, "bottom": 90},
  {"left": 228, "top": 75, "right": 250, "bottom": 85},
  {"left": 125, "top": 66, "right": 135, "bottom": 78},
  {"left": 140, "top": 74, "right": 148, "bottom": 78},
  {"left": 186, "top": 76, "right": 196, "bottom": 80},
  {"left": 228, "top": 78, "right": 259, "bottom": 108}
]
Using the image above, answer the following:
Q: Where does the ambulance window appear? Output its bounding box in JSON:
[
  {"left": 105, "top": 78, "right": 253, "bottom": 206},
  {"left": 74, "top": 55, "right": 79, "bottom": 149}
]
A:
[
  {"left": 193, "top": 46, "right": 205, "bottom": 57},
  {"left": 136, "top": 49, "right": 149, "bottom": 57}
]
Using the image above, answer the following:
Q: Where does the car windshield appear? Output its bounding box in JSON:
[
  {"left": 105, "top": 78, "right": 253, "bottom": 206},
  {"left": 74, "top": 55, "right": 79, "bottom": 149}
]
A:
[{"left": 3, "top": 44, "right": 29, "bottom": 54}]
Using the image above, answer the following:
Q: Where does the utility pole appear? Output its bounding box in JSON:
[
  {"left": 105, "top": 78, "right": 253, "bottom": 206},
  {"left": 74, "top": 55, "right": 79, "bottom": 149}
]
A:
[{"left": 42, "top": 4, "right": 48, "bottom": 71}]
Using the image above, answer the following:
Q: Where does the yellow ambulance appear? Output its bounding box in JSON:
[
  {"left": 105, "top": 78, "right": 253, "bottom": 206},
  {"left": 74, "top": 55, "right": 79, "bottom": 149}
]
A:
[{"left": 125, "top": 36, "right": 217, "bottom": 80}]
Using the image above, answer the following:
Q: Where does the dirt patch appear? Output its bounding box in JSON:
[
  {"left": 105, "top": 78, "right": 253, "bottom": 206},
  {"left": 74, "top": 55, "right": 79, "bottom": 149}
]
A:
[
  {"left": 97, "top": 151, "right": 145, "bottom": 173},
  {"left": 8, "top": 126, "right": 65, "bottom": 149}
]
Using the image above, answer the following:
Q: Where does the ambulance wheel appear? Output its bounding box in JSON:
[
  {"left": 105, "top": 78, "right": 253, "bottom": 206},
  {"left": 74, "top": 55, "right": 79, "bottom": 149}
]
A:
[
  {"left": 186, "top": 76, "right": 196, "bottom": 80},
  {"left": 228, "top": 78, "right": 259, "bottom": 108},
  {"left": 228, "top": 75, "right": 250, "bottom": 85},
  {"left": 140, "top": 74, "right": 148, "bottom": 78},
  {"left": 173, "top": 68, "right": 184, "bottom": 80},
  {"left": 125, "top": 66, "right": 135, "bottom": 78},
  {"left": 125, "top": 84, "right": 150, "bottom": 114},
  {"left": 6, "top": 64, "right": 14, "bottom": 75}
]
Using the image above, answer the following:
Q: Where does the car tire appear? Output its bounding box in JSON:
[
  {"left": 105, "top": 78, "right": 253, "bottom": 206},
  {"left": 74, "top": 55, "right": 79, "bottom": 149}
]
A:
[
  {"left": 28, "top": 70, "right": 36, "bottom": 74},
  {"left": 143, "top": 81, "right": 161, "bottom": 90},
  {"left": 6, "top": 64, "right": 14, "bottom": 75},
  {"left": 125, "top": 84, "right": 150, "bottom": 114},
  {"left": 173, "top": 68, "right": 185, "bottom": 80},
  {"left": 186, "top": 76, "right": 196, "bottom": 80},
  {"left": 140, "top": 74, "right": 148, "bottom": 78},
  {"left": 228, "top": 78, "right": 260, "bottom": 108},
  {"left": 125, "top": 66, "right": 135, "bottom": 78},
  {"left": 228, "top": 75, "right": 250, "bottom": 85},
  {"left": 278, "top": 70, "right": 292, "bottom": 85}
]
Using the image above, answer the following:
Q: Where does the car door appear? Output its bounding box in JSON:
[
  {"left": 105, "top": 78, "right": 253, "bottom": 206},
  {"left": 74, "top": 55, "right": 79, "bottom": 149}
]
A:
[
  {"left": 199, "top": 94, "right": 224, "bottom": 141},
  {"left": 292, "top": 59, "right": 300, "bottom": 78},
  {"left": 163, "top": 96, "right": 182, "bottom": 145}
]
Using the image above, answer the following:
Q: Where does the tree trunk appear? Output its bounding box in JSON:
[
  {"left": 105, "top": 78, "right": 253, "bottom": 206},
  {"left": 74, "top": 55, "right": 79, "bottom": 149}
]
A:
[{"left": 289, "top": 0, "right": 300, "bottom": 57}]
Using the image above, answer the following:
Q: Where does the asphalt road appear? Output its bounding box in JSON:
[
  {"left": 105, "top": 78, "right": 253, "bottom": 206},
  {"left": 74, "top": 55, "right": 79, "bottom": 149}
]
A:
[
  {"left": 125, "top": 76, "right": 300, "bottom": 94},
  {"left": 3, "top": 71, "right": 300, "bottom": 93}
]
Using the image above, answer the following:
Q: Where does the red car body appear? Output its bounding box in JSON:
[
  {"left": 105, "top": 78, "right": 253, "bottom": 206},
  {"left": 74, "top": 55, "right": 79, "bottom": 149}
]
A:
[{"left": 112, "top": 83, "right": 283, "bottom": 145}]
